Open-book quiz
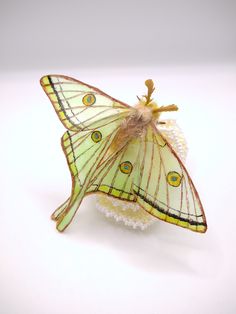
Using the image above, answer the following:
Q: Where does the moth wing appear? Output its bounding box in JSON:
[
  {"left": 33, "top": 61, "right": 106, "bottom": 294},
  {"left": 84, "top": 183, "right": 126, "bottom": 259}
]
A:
[
  {"left": 61, "top": 115, "right": 125, "bottom": 189},
  {"left": 132, "top": 124, "right": 207, "bottom": 233},
  {"left": 61, "top": 95, "right": 207, "bottom": 233},
  {"left": 41, "top": 75, "right": 131, "bottom": 131},
  {"left": 87, "top": 138, "right": 141, "bottom": 201}
]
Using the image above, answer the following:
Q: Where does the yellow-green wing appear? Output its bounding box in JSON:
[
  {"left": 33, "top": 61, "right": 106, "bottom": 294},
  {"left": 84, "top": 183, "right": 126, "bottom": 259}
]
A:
[
  {"left": 132, "top": 124, "right": 207, "bottom": 233},
  {"left": 53, "top": 116, "right": 126, "bottom": 231},
  {"left": 87, "top": 137, "right": 141, "bottom": 201},
  {"left": 41, "top": 75, "right": 131, "bottom": 131},
  {"left": 54, "top": 113, "right": 140, "bottom": 229},
  {"left": 62, "top": 116, "right": 124, "bottom": 188}
]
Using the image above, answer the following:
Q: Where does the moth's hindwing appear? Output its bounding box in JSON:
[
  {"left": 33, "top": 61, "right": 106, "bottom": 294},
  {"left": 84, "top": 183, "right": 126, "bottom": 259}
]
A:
[{"left": 132, "top": 125, "right": 207, "bottom": 233}]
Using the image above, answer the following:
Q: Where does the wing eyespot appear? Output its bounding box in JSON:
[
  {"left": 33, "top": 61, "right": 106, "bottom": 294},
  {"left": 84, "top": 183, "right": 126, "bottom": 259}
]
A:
[
  {"left": 82, "top": 93, "right": 96, "bottom": 106},
  {"left": 167, "top": 171, "right": 182, "bottom": 187},
  {"left": 91, "top": 131, "right": 102, "bottom": 143},
  {"left": 119, "top": 161, "right": 133, "bottom": 174}
]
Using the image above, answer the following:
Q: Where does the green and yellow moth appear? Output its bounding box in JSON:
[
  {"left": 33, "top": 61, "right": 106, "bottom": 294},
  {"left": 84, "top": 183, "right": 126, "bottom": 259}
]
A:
[{"left": 41, "top": 75, "right": 207, "bottom": 233}]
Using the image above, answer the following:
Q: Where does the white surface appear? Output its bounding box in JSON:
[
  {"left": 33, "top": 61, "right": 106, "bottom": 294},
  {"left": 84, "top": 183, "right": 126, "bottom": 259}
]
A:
[{"left": 0, "top": 65, "right": 236, "bottom": 314}]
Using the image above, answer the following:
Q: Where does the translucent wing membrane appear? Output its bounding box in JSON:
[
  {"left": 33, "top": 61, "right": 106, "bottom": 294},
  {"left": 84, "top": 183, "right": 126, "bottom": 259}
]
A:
[
  {"left": 42, "top": 74, "right": 206, "bottom": 233},
  {"left": 63, "top": 121, "right": 206, "bottom": 232},
  {"left": 63, "top": 122, "right": 140, "bottom": 202},
  {"left": 87, "top": 138, "right": 141, "bottom": 201},
  {"left": 132, "top": 125, "right": 207, "bottom": 232},
  {"left": 41, "top": 75, "right": 131, "bottom": 131},
  {"left": 54, "top": 118, "right": 124, "bottom": 231},
  {"left": 57, "top": 115, "right": 138, "bottom": 230},
  {"left": 60, "top": 119, "right": 206, "bottom": 233},
  {"left": 62, "top": 117, "right": 124, "bottom": 187}
]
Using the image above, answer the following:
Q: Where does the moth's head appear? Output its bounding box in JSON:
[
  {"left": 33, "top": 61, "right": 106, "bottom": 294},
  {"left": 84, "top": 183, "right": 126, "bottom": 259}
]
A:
[{"left": 137, "top": 79, "right": 178, "bottom": 122}]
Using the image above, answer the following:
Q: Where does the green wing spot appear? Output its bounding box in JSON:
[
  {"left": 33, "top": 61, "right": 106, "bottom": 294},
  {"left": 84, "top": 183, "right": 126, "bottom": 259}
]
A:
[
  {"left": 119, "top": 161, "right": 133, "bottom": 174},
  {"left": 82, "top": 93, "right": 96, "bottom": 106},
  {"left": 91, "top": 131, "right": 102, "bottom": 143}
]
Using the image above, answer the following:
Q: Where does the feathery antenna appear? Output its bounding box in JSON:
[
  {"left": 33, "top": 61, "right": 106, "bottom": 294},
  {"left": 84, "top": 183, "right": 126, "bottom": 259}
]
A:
[{"left": 144, "top": 79, "right": 155, "bottom": 105}]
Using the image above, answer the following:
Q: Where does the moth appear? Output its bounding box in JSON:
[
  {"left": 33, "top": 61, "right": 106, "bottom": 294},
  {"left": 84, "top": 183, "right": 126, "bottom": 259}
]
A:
[{"left": 40, "top": 75, "right": 207, "bottom": 233}]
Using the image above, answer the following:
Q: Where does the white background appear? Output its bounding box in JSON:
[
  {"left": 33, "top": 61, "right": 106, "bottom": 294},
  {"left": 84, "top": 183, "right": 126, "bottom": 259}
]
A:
[{"left": 1, "top": 1, "right": 236, "bottom": 314}]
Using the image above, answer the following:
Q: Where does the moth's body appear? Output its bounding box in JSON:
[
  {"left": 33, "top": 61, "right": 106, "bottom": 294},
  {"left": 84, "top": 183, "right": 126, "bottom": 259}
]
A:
[
  {"left": 41, "top": 75, "right": 207, "bottom": 233},
  {"left": 110, "top": 102, "right": 154, "bottom": 152}
]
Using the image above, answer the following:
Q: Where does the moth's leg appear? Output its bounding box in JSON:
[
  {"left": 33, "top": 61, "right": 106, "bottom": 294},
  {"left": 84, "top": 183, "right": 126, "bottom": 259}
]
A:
[
  {"left": 51, "top": 198, "right": 70, "bottom": 221},
  {"left": 56, "top": 178, "right": 85, "bottom": 232}
]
